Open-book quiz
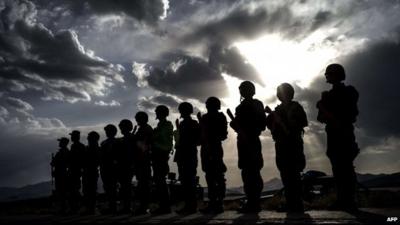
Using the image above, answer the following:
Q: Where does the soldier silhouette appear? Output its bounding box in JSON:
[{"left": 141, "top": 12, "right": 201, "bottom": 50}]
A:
[
  {"left": 133, "top": 111, "right": 153, "bottom": 215},
  {"left": 174, "top": 102, "right": 201, "bottom": 214},
  {"left": 316, "top": 64, "right": 359, "bottom": 212},
  {"left": 82, "top": 131, "right": 100, "bottom": 214},
  {"left": 151, "top": 105, "right": 174, "bottom": 214},
  {"left": 117, "top": 119, "right": 136, "bottom": 213},
  {"left": 51, "top": 137, "right": 70, "bottom": 214},
  {"left": 100, "top": 124, "right": 119, "bottom": 214},
  {"left": 69, "top": 130, "right": 85, "bottom": 213},
  {"left": 198, "top": 97, "right": 228, "bottom": 214},
  {"left": 266, "top": 83, "right": 308, "bottom": 212},
  {"left": 229, "top": 81, "right": 267, "bottom": 213}
]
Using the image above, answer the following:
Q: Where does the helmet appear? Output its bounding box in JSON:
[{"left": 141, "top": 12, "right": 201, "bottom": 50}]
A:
[
  {"left": 119, "top": 119, "right": 133, "bottom": 132},
  {"left": 69, "top": 130, "right": 80, "bottom": 137},
  {"left": 325, "top": 63, "right": 345, "bottom": 81},
  {"left": 239, "top": 81, "right": 256, "bottom": 97},
  {"left": 88, "top": 131, "right": 100, "bottom": 142},
  {"left": 277, "top": 83, "right": 294, "bottom": 101},
  {"left": 155, "top": 105, "right": 169, "bottom": 118},
  {"left": 178, "top": 102, "right": 193, "bottom": 115},
  {"left": 135, "top": 111, "right": 149, "bottom": 123},
  {"left": 206, "top": 96, "right": 221, "bottom": 111},
  {"left": 57, "top": 137, "right": 69, "bottom": 146}
]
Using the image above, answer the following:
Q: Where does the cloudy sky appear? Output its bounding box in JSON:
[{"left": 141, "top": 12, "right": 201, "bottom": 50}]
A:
[{"left": 1, "top": 0, "right": 400, "bottom": 188}]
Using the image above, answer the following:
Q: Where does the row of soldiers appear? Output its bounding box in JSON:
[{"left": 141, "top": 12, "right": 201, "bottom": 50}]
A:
[{"left": 51, "top": 63, "right": 360, "bottom": 215}]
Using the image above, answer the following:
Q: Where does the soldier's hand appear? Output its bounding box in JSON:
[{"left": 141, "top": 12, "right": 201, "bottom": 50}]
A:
[
  {"left": 196, "top": 112, "right": 202, "bottom": 121},
  {"left": 265, "top": 106, "right": 272, "bottom": 114},
  {"left": 175, "top": 118, "right": 180, "bottom": 129},
  {"left": 229, "top": 121, "right": 238, "bottom": 132}
]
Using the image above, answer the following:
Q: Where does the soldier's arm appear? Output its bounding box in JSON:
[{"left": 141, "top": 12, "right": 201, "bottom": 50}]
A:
[{"left": 316, "top": 91, "right": 333, "bottom": 123}]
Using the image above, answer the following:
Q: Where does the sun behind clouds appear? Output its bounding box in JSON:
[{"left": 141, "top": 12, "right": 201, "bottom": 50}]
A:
[{"left": 228, "top": 32, "right": 338, "bottom": 106}]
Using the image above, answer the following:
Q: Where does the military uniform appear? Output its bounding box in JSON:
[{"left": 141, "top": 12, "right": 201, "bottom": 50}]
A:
[
  {"left": 116, "top": 134, "right": 135, "bottom": 211},
  {"left": 134, "top": 124, "right": 153, "bottom": 211},
  {"left": 51, "top": 146, "right": 70, "bottom": 212},
  {"left": 174, "top": 118, "right": 201, "bottom": 211},
  {"left": 152, "top": 120, "right": 173, "bottom": 210},
  {"left": 69, "top": 141, "right": 85, "bottom": 211},
  {"left": 100, "top": 137, "right": 118, "bottom": 213},
  {"left": 267, "top": 101, "right": 308, "bottom": 211},
  {"left": 199, "top": 112, "right": 228, "bottom": 209},
  {"left": 317, "top": 83, "right": 359, "bottom": 208},
  {"left": 233, "top": 98, "right": 267, "bottom": 209},
  {"left": 82, "top": 144, "right": 100, "bottom": 213}
]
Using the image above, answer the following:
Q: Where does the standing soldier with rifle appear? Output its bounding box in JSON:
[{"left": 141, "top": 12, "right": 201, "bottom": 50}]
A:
[
  {"left": 117, "top": 119, "right": 136, "bottom": 214},
  {"left": 69, "top": 130, "right": 85, "bottom": 213},
  {"left": 228, "top": 81, "right": 267, "bottom": 213},
  {"left": 151, "top": 105, "right": 174, "bottom": 214},
  {"left": 82, "top": 131, "right": 100, "bottom": 214},
  {"left": 174, "top": 102, "right": 201, "bottom": 214},
  {"left": 316, "top": 64, "right": 360, "bottom": 212},
  {"left": 265, "top": 83, "right": 308, "bottom": 213},
  {"left": 100, "top": 124, "right": 119, "bottom": 214},
  {"left": 51, "top": 137, "right": 70, "bottom": 214},
  {"left": 133, "top": 111, "right": 153, "bottom": 215},
  {"left": 198, "top": 97, "right": 228, "bottom": 214}
]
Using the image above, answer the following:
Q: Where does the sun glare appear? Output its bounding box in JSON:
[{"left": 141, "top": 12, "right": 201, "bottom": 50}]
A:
[{"left": 224, "top": 32, "right": 337, "bottom": 109}]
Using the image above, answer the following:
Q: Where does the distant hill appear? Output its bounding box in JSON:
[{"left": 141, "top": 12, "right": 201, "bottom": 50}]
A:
[
  {"left": 0, "top": 181, "right": 52, "bottom": 202},
  {"left": 358, "top": 172, "right": 400, "bottom": 188},
  {"left": 226, "top": 177, "right": 283, "bottom": 196}
]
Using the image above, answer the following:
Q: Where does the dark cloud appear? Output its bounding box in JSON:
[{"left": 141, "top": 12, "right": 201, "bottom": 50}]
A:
[
  {"left": 209, "top": 44, "right": 264, "bottom": 86},
  {"left": 0, "top": 0, "right": 123, "bottom": 103},
  {"left": 86, "top": 0, "right": 166, "bottom": 25},
  {"left": 345, "top": 36, "right": 400, "bottom": 138},
  {"left": 137, "top": 94, "right": 180, "bottom": 112},
  {"left": 33, "top": 0, "right": 167, "bottom": 27},
  {"left": 134, "top": 53, "right": 229, "bottom": 101}
]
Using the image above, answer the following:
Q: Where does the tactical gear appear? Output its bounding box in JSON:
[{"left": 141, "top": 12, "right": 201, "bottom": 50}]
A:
[{"left": 317, "top": 70, "right": 360, "bottom": 209}]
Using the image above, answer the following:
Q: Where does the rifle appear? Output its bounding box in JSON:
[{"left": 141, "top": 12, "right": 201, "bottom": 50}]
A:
[
  {"left": 50, "top": 153, "right": 55, "bottom": 195},
  {"left": 265, "top": 105, "right": 289, "bottom": 135},
  {"left": 226, "top": 108, "right": 246, "bottom": 138},
  {"left": 196, "top": 112, "right": 202, "bottom": 122}
]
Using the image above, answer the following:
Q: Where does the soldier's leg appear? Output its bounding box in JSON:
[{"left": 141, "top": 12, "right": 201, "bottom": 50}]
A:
[
  {"left": 331, "top": 157, "right": 357, "bottom": 207},
  {"left": 119, "top": 171, "right": 133, "bottom": 212},
  {"left": 181, "top": 160, "right": 198, "bottom": 210},
  {"left": 136, "top": 162, "right": 151, "bottom": 211},
  {"left": 241, "top": 168, "right": 263, "bottom": 208},
  {"left": 153, "top": 152, "right": 170, "bottom": 209},
  {"left": 205, "top": 171, "right": 217, "bottom": 203},
  {"left": 101, "top": 170, "right": 117, "bottom": 212},
  {"left": 69, "top": 175, "right": 82, "bottom": 213},
  {"left": 88, "top": 174, "right": 98, "bottom": 212},
  {"left": 280, "top": 168, "right": 303, "bottom": 212},
  {"left": 55, "top": 177, "right": 68, "bottom": 213}
]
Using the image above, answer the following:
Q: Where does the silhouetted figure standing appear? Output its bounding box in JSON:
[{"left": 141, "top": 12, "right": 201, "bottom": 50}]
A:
[
  {"left": 174, "top": 102, "right": 201, "bottom": 214},
  {"left": 69, "top": 130, "right": 85, "bottom": 213},
  {"left": 230, "top": 81, "right": 267, "bottom": 213},
  {"left": 198, "top": 97, "right": 228, "bottom": 214},
  {"left": 151, "top": 105, "right": 173, "bottom": 214},
  {"left": 133, "top": 111, "right": 153, "bottom": 215},
  {"left": 82, "top": 131, "right": 100, "bottom": 214},
  {"left": 266, "top": 83, "right": 308, "bottom": 212},
  {"left": 100, "top": 124, "right": 119, "bottom": 214},
  {"left": 51, "top": 137, "right": 70, "bottom": 214},
  {"left": 317, "top": 64, "right": 359, "bottom": 211},
  {"left": 117, "top": 119, "right": 136, "bottom": 213}
]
